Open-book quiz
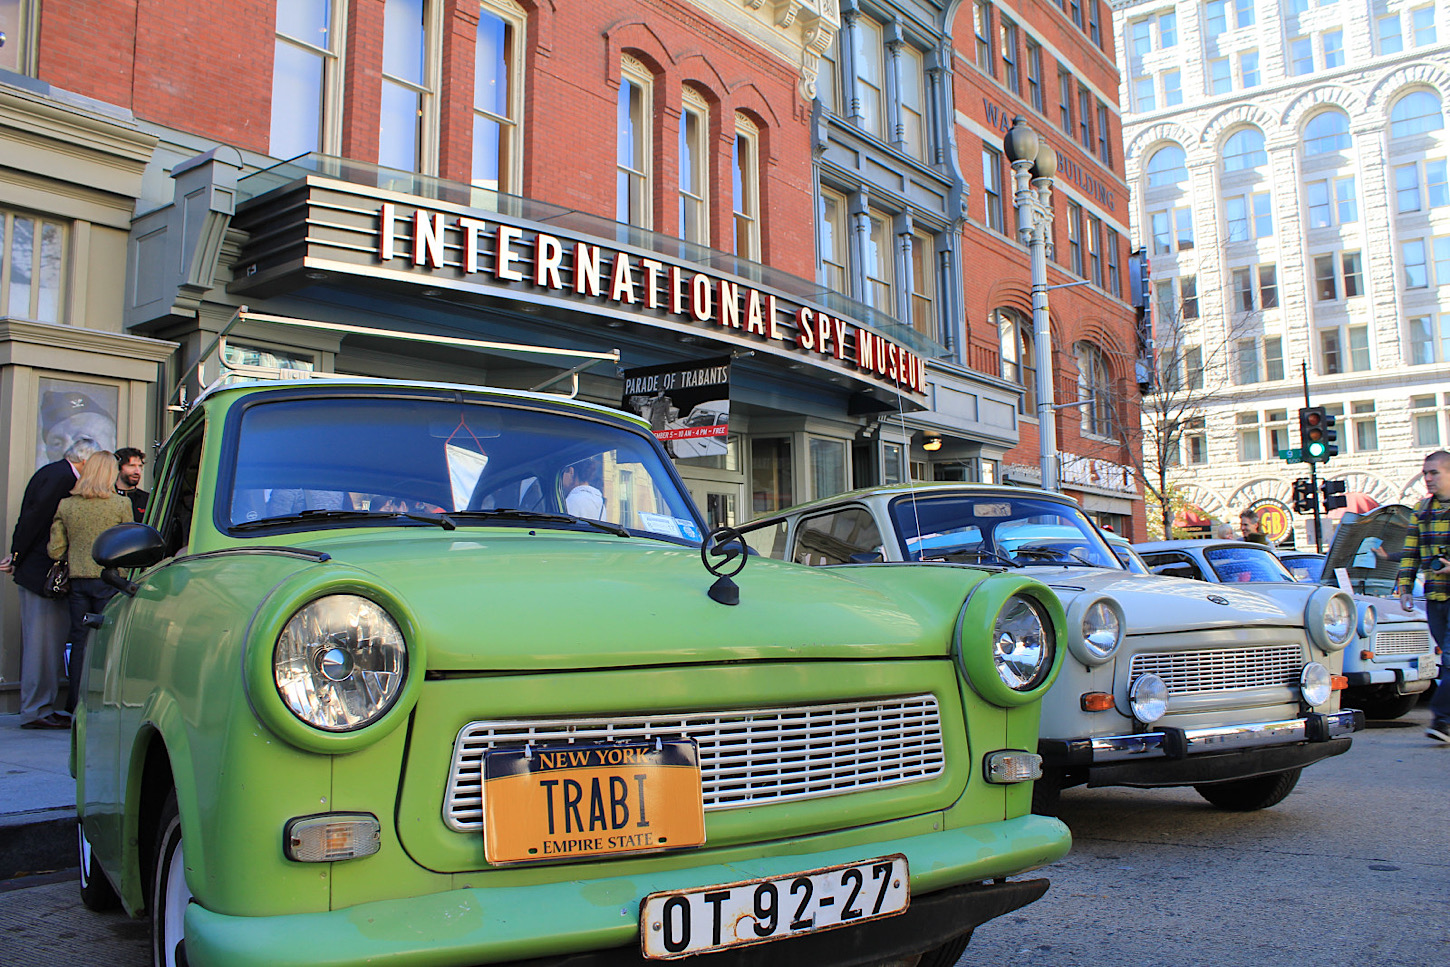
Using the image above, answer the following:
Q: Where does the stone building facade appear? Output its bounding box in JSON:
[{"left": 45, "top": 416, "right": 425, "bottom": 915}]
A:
[{"left": 1114, "top": 0, "right": 1450, "bottom": 543}]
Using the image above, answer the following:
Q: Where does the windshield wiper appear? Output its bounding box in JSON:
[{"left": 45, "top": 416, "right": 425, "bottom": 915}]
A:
[
  {"left": 232, "top": 509, "right": 456, "bottom": 531},
  {"left": 446, "top": 508, "right": 630, "bottom": 538}
]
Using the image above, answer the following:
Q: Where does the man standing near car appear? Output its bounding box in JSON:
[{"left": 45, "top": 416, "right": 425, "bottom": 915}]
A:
[
  {"left": 1396, "top": 449, "right": 1450, "bottom": 743},
  {"left": 1239, "top": 509, "right": 1269, "bottom": 545},
  {"left": 114, "top": 446, "right": 148, "bottom": 523}
]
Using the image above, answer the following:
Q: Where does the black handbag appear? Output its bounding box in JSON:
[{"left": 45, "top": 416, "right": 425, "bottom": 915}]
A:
[{"left": 45, "top": 559, "right": 69, "bottom": 597}]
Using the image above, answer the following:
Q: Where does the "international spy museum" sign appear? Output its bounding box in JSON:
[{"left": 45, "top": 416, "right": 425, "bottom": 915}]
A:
[{"left": 372, "top": 203, "right": 927, "bottom": 396}]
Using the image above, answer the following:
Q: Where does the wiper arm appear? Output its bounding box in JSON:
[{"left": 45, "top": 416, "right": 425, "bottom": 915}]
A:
[
  {"left": 232, "top": 509, "right": 457, "bottom": 531},
  {"left": 447, "top": 508, "right": 630, "bottom": 538}
]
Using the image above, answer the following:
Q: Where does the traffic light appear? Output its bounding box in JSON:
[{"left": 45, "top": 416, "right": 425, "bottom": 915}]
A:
[
  {"left": 1299, "top": 406, "right": 1339, "bottom": 463},
  {"left": 1292, "top": 478, "right": 1317, "bottom": 513},
  {"left": 1322, "top": 478, "right": 1348, "bottom": 511}
]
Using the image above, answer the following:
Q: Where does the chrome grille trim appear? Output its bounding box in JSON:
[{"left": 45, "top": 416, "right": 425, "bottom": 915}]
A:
[
  {"left": 1375, "top": 629, "right": 1431, "bottom": 656},
  {"left": 443, "top": 695, "right": 945, "bottom": 832},
  {"left": 1129, "top": 646, "right": 1303, "bottom": 695}
]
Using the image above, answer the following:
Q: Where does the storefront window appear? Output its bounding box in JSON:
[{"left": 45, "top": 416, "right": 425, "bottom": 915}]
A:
[
  {"left": 883, "top": 442, "right": 905, "bottom": 485},
  {"left": 810, "top": 437, "right": 849, "bottom": 500},
  {"left": 751, "top": 436, "right": 794, "bottom": 514}
]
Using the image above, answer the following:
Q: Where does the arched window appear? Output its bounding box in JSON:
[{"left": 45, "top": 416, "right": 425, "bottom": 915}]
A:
[
  {"left": 1391, "top": 90, "right": 1445, "bottom": 138},
  {"left": 1303, "top": 110, "right": 1351, "bottom": 155},
  {"left": 1075, "top": 341, "right": 1115, "bottom": 438},
  {"left": 1222, "top": 128, "right": 1267, "bottom": 172},
  {"left": 1146, "top": 145, "right": 1188, "bottom": 187},
  {"left": 996, "top": 309, "right": 1036, "bottom": 416}
]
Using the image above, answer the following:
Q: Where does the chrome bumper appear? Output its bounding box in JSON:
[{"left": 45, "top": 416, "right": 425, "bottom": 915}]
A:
[{"left": 1086, "top": 710, "right": 1363, "bottom": 764}]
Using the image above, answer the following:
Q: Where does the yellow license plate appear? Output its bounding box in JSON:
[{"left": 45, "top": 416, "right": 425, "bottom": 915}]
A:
[{"left": 483, "top": 739, "right": 705, "bottom": 865}]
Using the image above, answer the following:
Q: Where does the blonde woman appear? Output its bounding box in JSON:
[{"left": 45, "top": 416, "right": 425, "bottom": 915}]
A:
[{"left": 47, "top": 451, "right": 132, "bottom": 714}]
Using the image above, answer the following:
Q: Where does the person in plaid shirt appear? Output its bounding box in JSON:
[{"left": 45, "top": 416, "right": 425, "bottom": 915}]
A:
[{"left": 1396, "top": 450, "right": 1450, "bottom": 742}]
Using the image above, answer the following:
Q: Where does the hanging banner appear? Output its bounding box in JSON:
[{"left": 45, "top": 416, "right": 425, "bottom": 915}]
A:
[{"left": 622, "top": 356, "right": 731, "bottom": 459}]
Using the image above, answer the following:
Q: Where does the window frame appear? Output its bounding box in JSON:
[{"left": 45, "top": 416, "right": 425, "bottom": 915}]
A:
[
  {"left": 472, "top": 0, "right": 525, "bottom": 193},
  {"left": 732, "top": 113, "right": 761, "bottom": 260},
  {"left": 379, "top": 0, "right": 442, "bottom": 175}
]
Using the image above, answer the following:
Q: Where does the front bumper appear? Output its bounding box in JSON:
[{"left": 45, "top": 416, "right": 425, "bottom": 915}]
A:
[
  {"left": 1344, "top": 664, "right": 1438, "bottom": 693},
  {"left": 182, "top": 815, "right": 1070, "bottom": 967},
  {"left": 1041, "top": 709, "right": 1364, "bottom": 788}
]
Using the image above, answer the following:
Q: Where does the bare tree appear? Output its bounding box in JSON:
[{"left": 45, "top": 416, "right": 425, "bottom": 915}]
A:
[{"left": 1074, "top": 290, "right": 1259, "bottom": 539}]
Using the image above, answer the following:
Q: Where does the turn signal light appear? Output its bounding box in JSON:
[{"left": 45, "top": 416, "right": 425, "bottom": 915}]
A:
[
  {"left": 1330, "top": 675, "right": 1348, "bottom": 691},
  {"left": 1360, "top": 650, "right": 1374, "bottom": 661},
  {"left": 1080, "top": 692, "right": 1115, "bottom": 712},
  {"left": 285, "top": 813, "right": 381, "bottom": 863}
]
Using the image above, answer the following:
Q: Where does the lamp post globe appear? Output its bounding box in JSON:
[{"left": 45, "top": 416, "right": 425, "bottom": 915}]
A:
[{"left": 1004, "top": 116, "right": 1039, "bottom": 166}]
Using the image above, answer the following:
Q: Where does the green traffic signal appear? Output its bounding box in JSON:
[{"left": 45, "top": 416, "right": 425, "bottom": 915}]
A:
[{"left": 1298, "top": 405, "right": 1337, "bottom": 464}]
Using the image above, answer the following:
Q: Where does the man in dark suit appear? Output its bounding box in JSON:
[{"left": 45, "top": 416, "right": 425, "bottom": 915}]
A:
[{"left": 0, "top": 441, "right": 95, "bottom": 728}]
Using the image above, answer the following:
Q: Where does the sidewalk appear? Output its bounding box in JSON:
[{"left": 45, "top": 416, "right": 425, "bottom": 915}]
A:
[{"left": 0, "top": 714, "right": 76, "bottom": 879}]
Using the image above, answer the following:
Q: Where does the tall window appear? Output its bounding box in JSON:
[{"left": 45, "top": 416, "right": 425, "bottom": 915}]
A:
[
  {"left": 1265, "top": 335, "right": 1284, "bottom": 380},
  {"left": 1, "top": 209, "right": 65, "bottom": 323},
  {"left": 616, "top": 57, "right": 652, "bottom": 228},
  {"left": 1412, "top": 395, "right": 1441, "bottom": 446},
  {"left": 1380, "top": 13, "right": 1404, "bottom": 53},
  {"left": 1241, "top": 50, "right": 1260, "bottom": 88},
  {"left": 1078, "top": 88, "right": 1093, "bottom": 146},
  {"left": 819, "top": 188, "right": 849, "bottom": 294},
  {"left": 270, "top": 0, "right": 341, "bottom": 160},
  {"left": 1352, "top": 400, "right": 1378, "bottom": 450},
  {"left": 1290, "top": 37, "right": 1314, "bottom": 75},
  {"left": 1237, "top": 339, "right": 1261, "bottom": 384},
  {"left": 1237, "top": 411, "right": 1263, "bottom": 461},
  {"left": 1414, "top": 5, "right": 1437, "bottom": 45},
  {"left": 1180, "top": 275, "right": 1199, "bottom": 319},
  {"left": 1210, "top": 58, "right": 1231, "bottom": 95},
  {"left": 1405, "top": 239, "right": 1429, "bottom": 288},
  {"left": 1323, "top": 30, "right": 1344, "bottom": 69},
  {"left": 473, "top": 1, "right": 524, "bottom": 193},
  {"left": 855, "top": 15, "right": 887, "bottom": 139},
  {"left": 982, "top": 145, "right": 1005, "bottom": 233},
  {"left": 1067, "top": 202, "right": 1084, "bottom": 275},
  {"left": 679, "top": 88, "right": 709, "bottom": 244},
  {"left": 1026, "top": 39, "right": 1044, "bottom": 112},
  {"left": 1097, "top": 102, "right": 1112, "bottom": 166},
  {"left": 974, "top": 1, "right": 993, "bottom": 73},
  {"left": 1058, "top": 69, "right": 1073, "bottom": 132},
  {"left": 997, "top": 309, "right": 1036, "bottom": 415},
  {"left": 1106, "top": 228, "right": 1121, "bottom": 296},
  {"left": 1000, "top": 18, "right": 1020, "bottom": 94},
  {"left": 1260, "top": 264, "right": 1279, "bottom": 308},
  {"left": 899, "top": 45, "right": 927, "bottom": 162},
  {"left": 865, "top": 210, "right": 894, "bottom": 312},
  {"left": 1320, "top": 329, "right": 1342, "bottom": 374},
  {"left": 1087, "top": 215, "right": 1103, "bottom": 287},
  {"left": 733, "top": 114, "right": 760, "bottom": 259},
  {"left": 1076, "top": 341, "right": 1114, "bottom": 438},
  {"left": 910, "top": 232, "right": 937, "bottom": 339},
  {"left": 380, "top": 0, "right": 438, "bottom": 174},
  {"left": 1391, "top": 91, "right": 1444, "bottom": 138}
]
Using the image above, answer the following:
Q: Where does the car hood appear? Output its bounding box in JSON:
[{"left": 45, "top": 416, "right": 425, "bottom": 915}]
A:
[
  {"left": 1321, "top": 504, "right": 1414, "bottom": 597},
  {"left": 1017, "top": 565, "right": 1310, "bottom": 632},
  {"left": 286, "top": 530, "right": 988, "bottom": 671}
]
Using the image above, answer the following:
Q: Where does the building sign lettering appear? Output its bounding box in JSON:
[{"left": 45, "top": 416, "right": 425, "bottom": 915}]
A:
[
  {"left": 376, "top": 204, "right": 926, "bottom": 394},
  {"left": 980, "top": 99, "right": 1117, "bottom": 213}
]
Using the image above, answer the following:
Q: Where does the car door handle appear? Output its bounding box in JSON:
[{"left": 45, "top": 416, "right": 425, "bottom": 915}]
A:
[{"left": 82, "top": 612, "right": 105, "bottom": 629}]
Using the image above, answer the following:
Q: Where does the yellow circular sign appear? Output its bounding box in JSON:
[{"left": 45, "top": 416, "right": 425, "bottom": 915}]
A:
[{"left": 1249, "top": 499, "right": 1292, "bottom": 543}]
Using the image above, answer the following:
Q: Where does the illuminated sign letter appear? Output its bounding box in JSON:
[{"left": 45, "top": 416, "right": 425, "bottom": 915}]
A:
[
  {"left": 717, "top": 280, "right": 739, "bottom": 328},
  {"left": 414, "top": 210, "right": 446, "bottom": 268},
  {"left": 609, "top": 252, "right": 638, "bottom": 303},
  {"left": 574, "top": 243, "right": 602, "bottom": 296},
  {"left": 458, "top": 217, "right": 487, "bottom": 274},
  {"left": 379, "top": 203, "right": 397, "bottom": 261},
  {"left": 796, "top": 307, "right": 816, "bottom": 349},
  {"left": 496, "top": 225, "right": 525, "bottom": 281},
  {"left": 856, "top": 328, "right": 876, "bottom": 370},
  {"left": 640, "top": 259, "right": 664, "bottom": 308},
  {"left": 690, "top": 273, "right": 713, "bottom": 322},
  {"left": 745, "top": 289, "right": 766, "bottom": 334},
  {"left": 535, "top": 234, "right": 564, "bottom": 288}
]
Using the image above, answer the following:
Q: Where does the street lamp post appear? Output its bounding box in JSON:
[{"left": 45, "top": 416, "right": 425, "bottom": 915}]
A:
[{"left": 1004, "top": 117, "right": 1059, "bottom": 490}]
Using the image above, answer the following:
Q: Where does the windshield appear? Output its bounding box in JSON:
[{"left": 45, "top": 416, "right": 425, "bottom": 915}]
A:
[
  {"left": 1204, "top": 545, "right": 1296, "bottom": 583},
  {"left": 890, "top": 493, "right": 1121, "bottom": 569},
  {"left": 223, "top": 395, "right": 703, "bottom": 541},
  {"left": 1280, "top": 554, "right": 1325, "bottom": 582}
]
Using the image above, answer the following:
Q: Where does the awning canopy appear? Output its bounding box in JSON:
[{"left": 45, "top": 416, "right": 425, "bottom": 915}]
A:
[{"left": 1328, "top": 492, "right": 1379, "bottom": 521}]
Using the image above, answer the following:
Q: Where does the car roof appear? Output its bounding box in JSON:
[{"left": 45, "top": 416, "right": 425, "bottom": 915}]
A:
[
  {"left": 762, "top": 482, "right": 1073, "bottom": 520},
  {"left": 1133, "top": 539, "right": 1269, "bottom": 553}
]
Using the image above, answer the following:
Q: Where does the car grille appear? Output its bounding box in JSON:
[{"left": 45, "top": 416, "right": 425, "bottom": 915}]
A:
[
  {"left": 1376, "top": 629, "right": 1431, "bottom": 656},
  {"left": 443, "top": 695, "right": 945, "bottom": 832},
  {"left": 1129, "top": 645, "right": 1303, "bottom": 695}
]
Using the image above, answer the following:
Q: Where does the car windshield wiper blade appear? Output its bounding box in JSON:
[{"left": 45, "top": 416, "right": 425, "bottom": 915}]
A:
[
  {"left": 232, "top": 509, "right": 457, "bottom": 531},
  {"left": 447, "top": 508, "right": 630, "bottom": 538}
]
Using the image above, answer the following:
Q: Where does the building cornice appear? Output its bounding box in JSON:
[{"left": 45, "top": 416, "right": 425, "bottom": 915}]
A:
[{"left": 679, "top": 1, "right": 839, "bottom": 100}]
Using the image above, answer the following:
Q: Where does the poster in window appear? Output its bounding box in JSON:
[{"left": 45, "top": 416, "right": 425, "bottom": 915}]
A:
[
  {"left": 36, "top": 378, "right": 119, "bottom": 470},
  {"left": 621, "top": 356, "right": 731, "bottom": 459}
]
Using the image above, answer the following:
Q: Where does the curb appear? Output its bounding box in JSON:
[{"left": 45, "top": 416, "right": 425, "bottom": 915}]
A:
[{"left": 0, "top": 807, "right": 76, "bottom": 880}]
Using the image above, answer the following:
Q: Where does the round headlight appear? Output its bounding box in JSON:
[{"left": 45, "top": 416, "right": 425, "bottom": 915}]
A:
[
  {"left": 1323, "top": 594, "right": 1354, "bottom": 648},
  {"left": 1358, "top": 603, "right": 1377, "bottom": 640},
  {"left": 1067, "top": 596, "right": 1124, "bottom": 666},
  {"left": 1129, "top": 673, "right": 1169, "bottom": 724},
  {"left": 1301, "top": 662, "right": 1332, "bottom": 707},
  {"left": 275, "top": 594, "right": 408, "bottom": 731},
  {"left": 992, "top": 595, "right": 1053, "bottom": 691}
]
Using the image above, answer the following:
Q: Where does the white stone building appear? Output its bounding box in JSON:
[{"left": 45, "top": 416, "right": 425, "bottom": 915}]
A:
[{"left": 1112, "top": 0, "right": 1450, "bottom": 544}]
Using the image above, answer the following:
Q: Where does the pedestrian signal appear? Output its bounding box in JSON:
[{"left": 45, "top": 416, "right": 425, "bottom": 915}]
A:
[{"left": 1292, "top": 478, "right": 1317, "bottom": 513}]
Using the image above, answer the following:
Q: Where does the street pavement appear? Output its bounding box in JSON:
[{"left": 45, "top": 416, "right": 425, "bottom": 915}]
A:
[
  {"left": 0, "top": 713, "right": 74, "bottom": 881},
  {"left": 0, "top": 705, "right": 1445, "bottom": 965}
]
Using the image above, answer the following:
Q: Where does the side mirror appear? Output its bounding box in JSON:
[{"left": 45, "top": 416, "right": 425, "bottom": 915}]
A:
[{"left": 92, "top": 523, "right": 167, "bottom": 570}]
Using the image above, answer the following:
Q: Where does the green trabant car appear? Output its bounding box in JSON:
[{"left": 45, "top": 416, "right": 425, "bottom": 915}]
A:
[{"left": 74, "top": 377, "right": 1070, "bottom": 967}]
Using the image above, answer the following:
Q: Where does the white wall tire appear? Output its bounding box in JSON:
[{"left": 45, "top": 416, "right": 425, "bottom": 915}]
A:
[
  {"left": 77, "top": 819, "right": 120, "bottom": 911},
  {"left": 150, "top": 791, "right": 192, "bottom": 967}
]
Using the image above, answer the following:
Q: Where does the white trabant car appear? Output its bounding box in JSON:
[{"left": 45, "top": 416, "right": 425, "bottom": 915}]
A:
[
  {"left": 741, "top": 484, "right": 1366, "bottom": 813},
  {"left": 1138, "top": 518, "right": 1438, "bottom": 720}
]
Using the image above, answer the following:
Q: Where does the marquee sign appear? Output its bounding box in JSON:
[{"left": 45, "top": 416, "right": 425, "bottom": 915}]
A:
[{"left": 372, "top": 203, "right": 926, "bottom": 396}]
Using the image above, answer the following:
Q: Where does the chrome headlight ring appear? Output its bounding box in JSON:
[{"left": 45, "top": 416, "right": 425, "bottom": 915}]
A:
[
  {"left": 1305, "top": 586, "right": 1355, "bottom": 653},
  {"left": 953, "top": 576, "right": 1066, "bottom": 708},
  {"left": 991, "top": 595, "right": 1055, "bottom": 691},
  {"left": 1129, "top": 673, "right": 1169, "bottom": 724},
  {"left": 274, "top": 594, "right": 409, "bottom": 732},
  {"left": 1066, "top": 595, "right": 1125, "bottom": 666},
  {"left": 1300, "top": 662, "right": 1332, "bottom": 707},
  {"left": 1357, "top": 601, "right": 1378, "bottom": 642}
]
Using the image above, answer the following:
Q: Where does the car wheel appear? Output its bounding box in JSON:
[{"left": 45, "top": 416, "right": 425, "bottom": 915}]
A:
[
  {"left": 1351, "top": 689, "right": 1419, "bottom": 721},
  {"left": 1194, "top": 768, "right": 1301, "bottom": 811},
  {"left": 77, "top": 819, "right": 120, "bottom": 911},
  {"left": 915, "top": 930, "right": 972, "bottom": 967},
  {"left": 1030, "top": 768, "right": 1063, "bottom": 817},
  {"left": 150, "top": 791, "right": 192, "bottom": 967}
]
